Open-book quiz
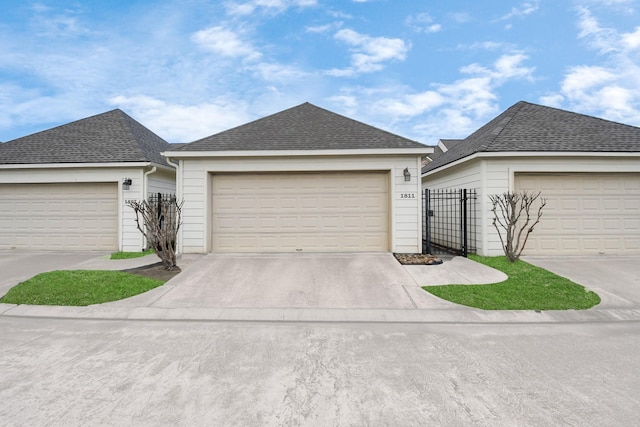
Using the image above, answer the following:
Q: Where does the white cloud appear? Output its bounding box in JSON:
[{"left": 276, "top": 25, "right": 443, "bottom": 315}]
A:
[
  {"left": 449, "top": 12, "right": 472, "bottom": 23},
  {"left": 327, "top": 29, "right": 410, "bottom": 76},
  {"left": 576, "top": 6, "right": 619, "bottom": 54},
  {"left": 251, "top": 62, "right": 310, "bottom": 83},
  {"left": 28, "top": 4, "right": 90, "bottom": 39},
  {"left": 457, "top": 41, "right": 511, "bottom": 51},
  {"left": 460, "top": 53, "right": 535, "bottom": 81},
  {"left": 110, "top": 95, "right": 253, "bottom": 143},
  {"left": 191, "top": 26, "right": 261, "bottom": 61},
  {"left": 405, "top": 13, "right": 442, "bottom": 33},
  {"left": 541, "top": 7, "right": 640, "bottom": 125},
  {"left": 329, "top": 53, "right": 534, "bottom": 144},
  {"left": 560, "top": 65, "right": 616, "bottom": 98},
  {"left": 538, "top": 93, "right": 565, "bottom": 108},
  {"left": 372, "top": 91, "right": 444, "bottom": 117},
  {"left": 498, "top": 1, "right": 539, "bottom": 20},
  {"left": 621, "top": 26, "right": 640, "bottom": 50},
  {"left": 225, "top": 0, "right": 317, "bottom": 16},
  {"left": 305, "top": 22, "right": 342, "bottom": 33},
  {"left": 0, "top": 84, "right": 93, "bottom": 134}
]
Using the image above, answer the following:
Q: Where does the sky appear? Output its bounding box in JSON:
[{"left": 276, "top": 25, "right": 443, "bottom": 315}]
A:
[{"left": 1, "top": 0, "right": 640, "bottom": 146}]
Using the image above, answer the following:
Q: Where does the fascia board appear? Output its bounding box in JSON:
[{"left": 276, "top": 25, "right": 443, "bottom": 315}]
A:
[
  {"left": 421, "top": 151, "right": 640, "bottom": 177},
  {"left": 0, "top": 162, "right": 154, "bottom": 170},
  {"left": 162, "top": 147, "right": 434, "bottom": 158}
]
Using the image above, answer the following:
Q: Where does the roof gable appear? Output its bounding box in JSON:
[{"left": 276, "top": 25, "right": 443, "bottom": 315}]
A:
[
  {"left": 175, "top": 102, "right": 427, "bottom": 152},
  {"left": 424, "top": 101, "right": 640, "bottom": 173},
  {"left": 0, "top": 109, "right": 173, "bottom": 166}
]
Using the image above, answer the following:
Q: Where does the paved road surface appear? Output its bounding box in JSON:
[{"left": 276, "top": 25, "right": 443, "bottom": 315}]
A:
[{"left": 1, "top": 317, "right": 638, "bottom": 426}]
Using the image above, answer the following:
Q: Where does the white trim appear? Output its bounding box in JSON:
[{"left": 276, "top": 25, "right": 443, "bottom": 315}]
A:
[
  {"left": 163, "top": 147, "right": 433, "bottom": 158},
  {"left": 422, "top": 151, "right": 640, "bottom": 177},
  {"left": 415, "top": 155, "right": 423, "bottom": 251},
  {"left": 0, "top": 162, "right": 175, "bottom": 171}
]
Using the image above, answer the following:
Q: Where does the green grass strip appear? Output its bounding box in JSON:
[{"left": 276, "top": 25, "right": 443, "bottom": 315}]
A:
[
  {"left": 423, "top": 255, "right": 601, "bottom": 310},
  {"left": 110, "top": 248, "right": 154, "bottom": 260},
  {"left": 0, "top": 270, "right": 164, "bottom": 306}
]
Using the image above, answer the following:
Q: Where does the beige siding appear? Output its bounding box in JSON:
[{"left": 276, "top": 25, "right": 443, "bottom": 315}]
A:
[
  {"left": 483, "top": 156, "right": 640, "bottom": 255},
  {"left": 178, "top": 155, "right": 423, "bottom": 253},
  {"left": 515, "top": 173, "right": 640, "bottom": 255},
  {"left": 0, "top": 166, "right": 147, "bottom": 252},
  {"left": 147, "top": 169, "right": 176, "bottom": 197},
  {"left": 425, "top": 155, "right": 640, "bottom": 256},
  {"left": 0, "top": 182, "right": 118, "bottom": 250},
  {"left": 211, "top": 172, "right": 389, "bottom": 252}
]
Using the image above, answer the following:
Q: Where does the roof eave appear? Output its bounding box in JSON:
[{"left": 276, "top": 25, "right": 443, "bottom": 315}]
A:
[
  {"left": 162, "top": 147, "right": 433, "bottom": 159},
  {"left": 421, "top": 151, "right": 640, "bottom": 177},
  {"left": 0, "top": 161, "right": 174, "bottom": 170}
]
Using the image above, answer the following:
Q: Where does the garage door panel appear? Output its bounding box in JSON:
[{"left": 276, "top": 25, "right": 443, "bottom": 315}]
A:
[
  {"left": 211, "top": 172, "right": 389, "bottom": 252},
  {"left": 515, "top": 173, "right": 640, "bottom": 255},
  {"left": 0, "top": 183, "right": 118, "bottom": 250}
]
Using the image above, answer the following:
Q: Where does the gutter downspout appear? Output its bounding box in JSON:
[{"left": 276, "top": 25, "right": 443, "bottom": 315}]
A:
[
  {"left": 143, "top": 165, "right": 157, "bottom": 198},
  {"left": 142, "top": 166, "right": 157, "bottom": 250},
  {"left": 164, "top": 156, "right": 181, "bottom": 253},
  {"left": 165, "top": 157, "right": 178, "bottom": 170}
]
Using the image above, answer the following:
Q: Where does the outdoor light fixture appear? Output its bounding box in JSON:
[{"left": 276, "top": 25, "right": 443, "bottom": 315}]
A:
[
  {"left": 403, "top": 167, "right": 411, "bottom": 182},
  {"left": 122, "top": 178, "right": 132, "bottom": 190}
]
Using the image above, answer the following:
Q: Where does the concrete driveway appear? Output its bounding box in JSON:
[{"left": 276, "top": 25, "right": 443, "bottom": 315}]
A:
[
  {"left": 113, "top": 253, "right": 508, "bottom": 311},
  {"left": 130, "top": 253, "right": 445, "bottom": 310},
  {"left": 523, "top": 255, "right": 640, "bottom": 308}
]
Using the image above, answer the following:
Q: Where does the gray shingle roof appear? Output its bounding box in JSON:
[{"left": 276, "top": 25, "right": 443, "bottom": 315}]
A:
[
  {"left": 174, "top": 102, "right": 427, "bottom": 151},
  {"left": 0, "top": 109, "right": 173, "bottom": 166},
  {"left": 424, "top": 101, "right": 640, "bottom": 173}
]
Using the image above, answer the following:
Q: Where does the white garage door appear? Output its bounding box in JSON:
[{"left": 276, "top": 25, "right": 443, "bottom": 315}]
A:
[
  {"left": 0, "top": 182, "right": 118, "bottom": 250},
  {"left": 515, "top": 173, "right": 640, "bottom": 255},
  {"left": 211, "top": 172, "right": 389, "bottom": 252}
]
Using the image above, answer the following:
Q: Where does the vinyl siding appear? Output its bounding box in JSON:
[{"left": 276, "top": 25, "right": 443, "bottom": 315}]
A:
[
  {"left": 0, "top": 166, "right": 147, "bottom": 252},
  {"left": 177, "top": 155, "right": 424, "bottom": 253},
  {"left": 424, "top": 155, "right": 640, "bottom": 256},
  {"left": 147, "top": 169, "right": 176, "bottom": 197}
]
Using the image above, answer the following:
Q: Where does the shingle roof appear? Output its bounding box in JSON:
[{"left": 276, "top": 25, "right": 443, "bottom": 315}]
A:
[
  {"left": 174, "top": 102, "right": 427, "bottom": 151},
  {"left": 423, "top": 101, "right": 640, "bottom": 173},
  {"left": 0, "top": 109, "right": 173, "bottom": 166}
]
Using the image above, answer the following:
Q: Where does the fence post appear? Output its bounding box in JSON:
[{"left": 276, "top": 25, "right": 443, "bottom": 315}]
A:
[
  {"left": 424, "top": 188, "right": 431, "bottom": 254},
  {"left": 461, "top": 189, "right": 468, "bottom": 257}
]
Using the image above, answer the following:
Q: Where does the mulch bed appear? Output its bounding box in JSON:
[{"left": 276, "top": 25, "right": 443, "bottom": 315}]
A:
[
  {"left": 123, "top": 262, "right": 182, "bottom": 282},
  {"left": 393, "top": 253, "right": 443, "bottom": 265}
]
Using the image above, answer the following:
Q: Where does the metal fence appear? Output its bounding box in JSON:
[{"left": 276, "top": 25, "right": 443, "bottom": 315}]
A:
[
  {"left": 148, "top": 192, "right": 178, "bottom": 228},
  {"left": 422, "top": 188, "right": 478, "bottom": 257}
]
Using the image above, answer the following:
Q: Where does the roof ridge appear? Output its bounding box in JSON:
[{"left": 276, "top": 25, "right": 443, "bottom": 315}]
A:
[
  {"left": 480, "top": 101, "right": 527, "bottom": 151},
  {"left": 4, "top": 109, "right": 123, "bottom": 144},
  {"left": 305, "top": 102, "right": 423, "bottom": 144},
  {"left": 178, "top": 102, "right": 427, "bottom": 151},
  {"left": 112, "top": 110, "right": 148, "bottom": 160}
]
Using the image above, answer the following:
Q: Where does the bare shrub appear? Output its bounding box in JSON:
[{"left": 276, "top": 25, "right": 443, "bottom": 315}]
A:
[
  {"left": 489, "top": 191, "right": 547, "bottom": 262},
  {"left": 126, "top": 196, "right": 183, "bottom": 270}
]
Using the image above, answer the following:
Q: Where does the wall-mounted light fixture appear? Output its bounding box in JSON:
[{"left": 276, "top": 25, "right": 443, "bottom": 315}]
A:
[
  {"left": 122, "top": 178, "right": 132, "bottom": 190},
  {"left": 403, "top": 167, "right": 411, "bottom": 182}
]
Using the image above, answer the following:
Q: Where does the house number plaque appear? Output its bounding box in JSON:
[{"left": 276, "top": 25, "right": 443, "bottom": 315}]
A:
[{"left": 398, "top": 193, "right": 417, "bottom": 199}]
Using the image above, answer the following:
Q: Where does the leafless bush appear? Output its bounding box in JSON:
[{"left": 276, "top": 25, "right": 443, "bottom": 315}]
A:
[
  {"left": 489, "top": 191, "right": 547, "bottom": 262},
  {"left": 126, "top": 196, "right": 183, "bottom": 270}
]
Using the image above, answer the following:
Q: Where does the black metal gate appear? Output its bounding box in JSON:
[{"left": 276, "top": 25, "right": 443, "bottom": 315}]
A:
[{"left": 422, "top": 188, "right": 477, "bottom": 257}]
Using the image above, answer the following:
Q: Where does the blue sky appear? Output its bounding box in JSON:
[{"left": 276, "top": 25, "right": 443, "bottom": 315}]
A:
[{"left": 1, "top": 0, "right": 639, "bottom": 145}]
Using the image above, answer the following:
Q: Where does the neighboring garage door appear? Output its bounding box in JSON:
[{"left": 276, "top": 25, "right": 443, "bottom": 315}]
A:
[
  {"left": 211, "top": 172, "right": 389, "bottom": 252},
  {"left": 515, "top": 173, "right": 640, "bottom": 255},
  {"left": 0, "top": 182, "right": 118, "bottom": 250}
]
